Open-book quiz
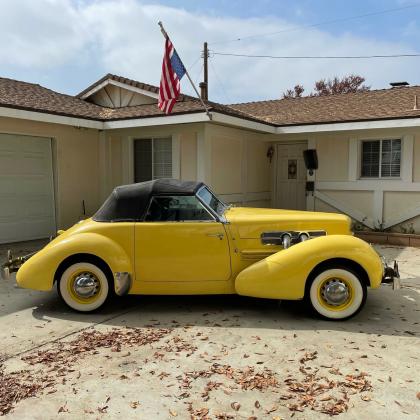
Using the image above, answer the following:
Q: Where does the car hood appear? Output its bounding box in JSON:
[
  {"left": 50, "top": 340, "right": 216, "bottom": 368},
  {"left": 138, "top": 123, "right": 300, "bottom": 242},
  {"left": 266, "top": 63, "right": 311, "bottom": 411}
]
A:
[{"left": 224, "top": 207, "right": 352, "bottom": 239}]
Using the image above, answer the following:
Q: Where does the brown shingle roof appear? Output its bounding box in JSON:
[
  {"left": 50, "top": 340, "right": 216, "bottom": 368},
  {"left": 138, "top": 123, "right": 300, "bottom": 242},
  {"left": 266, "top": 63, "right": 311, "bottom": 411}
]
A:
[
  {"left": 229, "top": 86, "right": 420, "bottom": 126},
  {"left": 0, "top": 75, "right": 260, "bottom": 123},
  {"left": 2, "top": 74, "right": 420, "bottom": 127},
  {"left": 0, "top": 77, "right": 106, "bottom": 120}
]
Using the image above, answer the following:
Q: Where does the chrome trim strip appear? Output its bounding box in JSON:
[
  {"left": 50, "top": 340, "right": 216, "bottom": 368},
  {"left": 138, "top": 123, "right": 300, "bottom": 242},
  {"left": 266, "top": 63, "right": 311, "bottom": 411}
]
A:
[{"left": 261, "top": 230, "right": 326, "bottom": 246}]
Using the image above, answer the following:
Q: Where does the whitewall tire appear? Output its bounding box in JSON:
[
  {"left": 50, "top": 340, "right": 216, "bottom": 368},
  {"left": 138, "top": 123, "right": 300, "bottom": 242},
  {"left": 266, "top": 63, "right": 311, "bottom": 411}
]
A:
[
  {"left": 58, "top": 262, "right": 110, "bottom": 312},
  {"left": 307, "top": 268, "right": 367, "bottom": 320}
]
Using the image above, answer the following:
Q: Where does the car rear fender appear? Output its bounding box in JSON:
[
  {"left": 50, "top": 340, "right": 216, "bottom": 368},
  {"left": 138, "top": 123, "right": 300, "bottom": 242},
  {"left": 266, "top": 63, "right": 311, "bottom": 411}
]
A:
[
  {"left": 16, "top": 233, "right": 133, "bottom": 292},
  {"left": 234, "top": 235, "right": 383, "bottom": 299}
]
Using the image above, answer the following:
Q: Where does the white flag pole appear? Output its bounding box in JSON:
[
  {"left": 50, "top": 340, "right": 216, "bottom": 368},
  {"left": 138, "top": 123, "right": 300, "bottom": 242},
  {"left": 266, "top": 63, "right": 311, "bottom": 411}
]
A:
[{"left": 158, "top": 21, "right": 212, "bottom": 120}]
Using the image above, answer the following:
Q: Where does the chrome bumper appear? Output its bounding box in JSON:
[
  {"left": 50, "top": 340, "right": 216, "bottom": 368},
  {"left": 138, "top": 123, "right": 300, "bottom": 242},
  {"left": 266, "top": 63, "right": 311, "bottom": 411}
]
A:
[
  {"left": 382, "top": 260, "right": 401, "bottom": 290},
  {"left": 1, "top": 250, "right": 37, "bottom": 280}
]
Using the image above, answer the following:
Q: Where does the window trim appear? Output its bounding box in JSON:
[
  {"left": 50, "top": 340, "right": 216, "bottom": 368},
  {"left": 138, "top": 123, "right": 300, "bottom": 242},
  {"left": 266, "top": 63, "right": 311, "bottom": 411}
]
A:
[
  {"left": 359, "top": 137, "right": 402, "bottom": 180},
  {"left": 142, "top": 194, "right": 218, "bottom": 223},
  {"left": 133, "top": 136, "right": 173, "bottom": 182}
]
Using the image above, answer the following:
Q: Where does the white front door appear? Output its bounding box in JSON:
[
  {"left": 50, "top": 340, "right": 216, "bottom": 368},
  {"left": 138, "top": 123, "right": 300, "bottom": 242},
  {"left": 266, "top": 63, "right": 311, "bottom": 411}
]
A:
[
  {"left": 275, "top": 143, "right": 307, "bottom": 210},
  {"left": 0, "top": 134, "right": 56, "bottom": 244}
]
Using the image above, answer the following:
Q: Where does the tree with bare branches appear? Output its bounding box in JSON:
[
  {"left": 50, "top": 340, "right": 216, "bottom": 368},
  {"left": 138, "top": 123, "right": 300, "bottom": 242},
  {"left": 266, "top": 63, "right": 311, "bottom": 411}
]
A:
[{"left": 282, "top": 75, "right": 370, "bottom": 99}]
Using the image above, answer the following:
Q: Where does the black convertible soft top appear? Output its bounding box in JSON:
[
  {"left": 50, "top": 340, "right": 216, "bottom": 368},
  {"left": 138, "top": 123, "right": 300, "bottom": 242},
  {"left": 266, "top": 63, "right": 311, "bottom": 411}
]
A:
[{"left": 93, "top": 179, "right": 205, "bottom": 222}]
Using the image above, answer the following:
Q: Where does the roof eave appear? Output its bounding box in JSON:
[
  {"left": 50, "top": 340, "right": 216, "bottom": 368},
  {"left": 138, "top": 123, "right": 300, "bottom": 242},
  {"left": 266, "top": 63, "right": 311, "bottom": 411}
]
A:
[{"left": 275, "top": 115, "right": 420, "bottom": 134}]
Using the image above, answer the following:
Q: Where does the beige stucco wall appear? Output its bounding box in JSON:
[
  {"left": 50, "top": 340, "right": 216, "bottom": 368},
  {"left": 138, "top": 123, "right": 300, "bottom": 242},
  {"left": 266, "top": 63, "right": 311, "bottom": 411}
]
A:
[
  {"left": 180, "top": 131, "right": 197, "bottom": 181},
  {"left": 105, "top": 122, "right": 271, "bottom": 208},
  {"left": 206, "top": 124, "right": 271, "bottom": 207},
  {"left": 0, "top": 116, "right": 101, "bottom": 230},
  {"left": 273, "top": 126, "right": 420, "bottom": 232},
  {"left": 103, "top": 123, "right": 203, "bottom": 197},
  {"left": 3, "top": 113, "right": 420, "bottom": 236},
  {"left": 315, "top": 136, "right": 349, "bottom": 182}
]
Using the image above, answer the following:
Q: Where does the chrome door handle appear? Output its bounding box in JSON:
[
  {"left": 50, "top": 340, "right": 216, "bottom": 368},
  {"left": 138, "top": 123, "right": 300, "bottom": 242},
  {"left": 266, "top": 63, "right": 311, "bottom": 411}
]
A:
[{"left": 207, "top": 233, "right": 224, "bottom": 240}]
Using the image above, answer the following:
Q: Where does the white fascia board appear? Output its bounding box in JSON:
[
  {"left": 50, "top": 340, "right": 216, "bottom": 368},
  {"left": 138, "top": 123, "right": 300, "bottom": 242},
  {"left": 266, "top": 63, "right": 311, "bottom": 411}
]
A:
[
  {"left": 0, "top": 106, "right": 104, "bottom": 129},
  {"left": 79, "top": 80, "right": 109, "bottom": 100},
  {"left": 210, "top": 112, "right": 276, "bottom": 133},
  {"left": 104, "top": 111, "right": 276, "bottom": 132},
  {"left": 275, "top": 117, "right": 420, "bottom": 134},
  {"left": 104, "top": 112, "right": 210, "bottom": 129},
  {"left": 80, "top": 79, "right": 159, "bottom": 100}
]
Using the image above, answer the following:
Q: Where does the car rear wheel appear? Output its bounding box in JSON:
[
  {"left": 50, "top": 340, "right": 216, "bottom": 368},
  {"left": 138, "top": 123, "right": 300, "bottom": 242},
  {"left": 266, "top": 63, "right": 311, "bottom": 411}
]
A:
[
  {"left": 306, "top": 267, "right": 367, "bottom": 320},
  {"left": 58, "top": 262, "right": 110, "bottom": 312}
]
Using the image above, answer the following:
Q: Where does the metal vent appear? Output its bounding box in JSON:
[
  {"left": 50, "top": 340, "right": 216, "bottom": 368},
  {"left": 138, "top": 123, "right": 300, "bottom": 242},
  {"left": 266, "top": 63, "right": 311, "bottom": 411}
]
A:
[{"left": 389, "top": 81, "right": 409, "bottom": 88}]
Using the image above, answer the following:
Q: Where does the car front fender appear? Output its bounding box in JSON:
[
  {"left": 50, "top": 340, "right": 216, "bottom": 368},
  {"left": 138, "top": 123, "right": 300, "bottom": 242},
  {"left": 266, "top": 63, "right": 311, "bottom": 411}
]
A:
[
  {"left": 235, "top": 235, "right": 383, "bottom": 300},
  {"left": 16, "top": 233, "right": 133, "bottom": 291}
]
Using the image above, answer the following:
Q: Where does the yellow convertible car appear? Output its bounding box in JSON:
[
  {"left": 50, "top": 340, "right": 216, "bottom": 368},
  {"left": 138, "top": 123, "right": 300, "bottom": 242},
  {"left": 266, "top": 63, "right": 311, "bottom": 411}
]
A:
[{"left": 1, "top": 179, "right": 399, "bottom": 320}]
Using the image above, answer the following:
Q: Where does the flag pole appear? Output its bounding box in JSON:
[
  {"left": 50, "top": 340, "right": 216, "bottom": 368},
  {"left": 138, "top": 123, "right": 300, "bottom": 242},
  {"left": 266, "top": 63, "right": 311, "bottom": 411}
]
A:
[{"left": 158, "top": 21, "right": 212, "bottom": 120}]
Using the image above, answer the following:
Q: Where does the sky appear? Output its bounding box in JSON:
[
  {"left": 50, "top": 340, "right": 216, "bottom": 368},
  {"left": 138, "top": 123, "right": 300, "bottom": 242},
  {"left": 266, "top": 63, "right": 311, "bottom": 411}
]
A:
[{"left": 1, "top": 0, "right": 420, "bottom": 104}]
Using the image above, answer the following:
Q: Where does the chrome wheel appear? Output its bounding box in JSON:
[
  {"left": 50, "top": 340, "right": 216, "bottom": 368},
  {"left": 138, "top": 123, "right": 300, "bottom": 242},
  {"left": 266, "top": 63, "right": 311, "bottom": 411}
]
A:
[
  {"left": 320, "top": 279, "right": 350, "bottom": 306},
  {"left": 72, "top": 272, "right": 100, "bottom": 299},
  {"left": 308, "top": 268, "right": 366, "bottom": 320},
  {"left": 59, "top": 262, "right": 110, "bottom": 312}
]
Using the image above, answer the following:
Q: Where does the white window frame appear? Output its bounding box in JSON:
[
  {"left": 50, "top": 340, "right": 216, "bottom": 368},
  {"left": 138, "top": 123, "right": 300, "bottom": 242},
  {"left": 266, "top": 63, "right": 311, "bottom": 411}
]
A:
[{"left": 359, "top": 137, "right": 402, "bottom": 180}]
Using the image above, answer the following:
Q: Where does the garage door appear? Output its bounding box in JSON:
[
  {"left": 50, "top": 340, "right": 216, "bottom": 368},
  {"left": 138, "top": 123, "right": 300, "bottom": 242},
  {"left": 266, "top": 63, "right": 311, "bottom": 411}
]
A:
[{"left": 0, "top": 133, "right": 56, "bottom": 244}]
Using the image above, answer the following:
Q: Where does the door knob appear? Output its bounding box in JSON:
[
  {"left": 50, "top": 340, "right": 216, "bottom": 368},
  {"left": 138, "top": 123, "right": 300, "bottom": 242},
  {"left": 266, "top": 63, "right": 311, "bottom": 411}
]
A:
[{"left": 207, "top": 233, "right": 224, "bottom": 240}]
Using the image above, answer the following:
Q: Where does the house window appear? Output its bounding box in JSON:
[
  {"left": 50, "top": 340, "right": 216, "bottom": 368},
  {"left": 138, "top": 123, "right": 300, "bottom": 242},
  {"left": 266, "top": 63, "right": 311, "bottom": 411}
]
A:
[
  {"left": 134, "top": 137, "right": 172, "bottom": 182},
  {"left": 361, "top": 139, "right": 401, "bottom": 178}
]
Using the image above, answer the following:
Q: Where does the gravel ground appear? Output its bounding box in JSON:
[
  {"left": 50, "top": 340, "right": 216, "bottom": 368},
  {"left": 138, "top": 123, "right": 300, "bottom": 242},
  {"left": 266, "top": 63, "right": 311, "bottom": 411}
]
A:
[{"left": 0, "top": 241, "right": 419, "bottom": 419}]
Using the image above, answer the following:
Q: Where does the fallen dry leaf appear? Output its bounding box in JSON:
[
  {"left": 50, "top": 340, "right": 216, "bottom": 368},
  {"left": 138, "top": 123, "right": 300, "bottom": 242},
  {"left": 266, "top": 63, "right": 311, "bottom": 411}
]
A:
[
  {"left": 230, "top": 402, "right": 241, "bottom": 411},
  {"left": 58, "top": 404, "right": 69, "bottom": 414}
]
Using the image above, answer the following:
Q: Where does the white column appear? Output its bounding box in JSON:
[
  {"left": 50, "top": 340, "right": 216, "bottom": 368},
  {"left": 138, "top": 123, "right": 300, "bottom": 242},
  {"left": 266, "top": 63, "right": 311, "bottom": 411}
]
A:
[{"left": 348, "top": 137, "right": 358, "bottom": 181}]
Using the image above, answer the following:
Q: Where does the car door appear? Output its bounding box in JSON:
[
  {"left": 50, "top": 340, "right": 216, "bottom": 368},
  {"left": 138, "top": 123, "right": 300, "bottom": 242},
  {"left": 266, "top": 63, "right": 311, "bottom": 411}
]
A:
[{"left": 134, "top": 194, "right": 231, "bottom": 282}]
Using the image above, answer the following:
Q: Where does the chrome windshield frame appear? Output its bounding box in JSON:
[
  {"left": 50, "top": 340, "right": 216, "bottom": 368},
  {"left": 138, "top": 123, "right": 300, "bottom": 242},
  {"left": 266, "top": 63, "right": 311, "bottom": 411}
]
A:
[{"left": 196, "top": 185, "right": 228, "bottom": 224}]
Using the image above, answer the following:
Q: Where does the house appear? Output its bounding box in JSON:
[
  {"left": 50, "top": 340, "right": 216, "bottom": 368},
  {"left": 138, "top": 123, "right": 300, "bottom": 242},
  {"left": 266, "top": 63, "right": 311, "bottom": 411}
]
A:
[{"left": 1, "top": 73, "right": 420, "bottom": 243}]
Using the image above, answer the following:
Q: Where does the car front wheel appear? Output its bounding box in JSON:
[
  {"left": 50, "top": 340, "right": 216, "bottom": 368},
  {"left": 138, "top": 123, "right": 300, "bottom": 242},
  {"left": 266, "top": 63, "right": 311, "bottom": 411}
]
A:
[
  {"left": 306, "top": 267, "right": 367, "bottom": 320},
  {"left": 58, "top": 262, "right": 110, "bottom": 312}
]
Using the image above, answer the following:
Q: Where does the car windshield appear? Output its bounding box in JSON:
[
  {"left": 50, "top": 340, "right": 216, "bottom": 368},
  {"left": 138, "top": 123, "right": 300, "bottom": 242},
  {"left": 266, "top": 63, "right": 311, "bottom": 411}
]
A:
[{"left": 197, "top": 187, "right": 228, "bottom": 217}]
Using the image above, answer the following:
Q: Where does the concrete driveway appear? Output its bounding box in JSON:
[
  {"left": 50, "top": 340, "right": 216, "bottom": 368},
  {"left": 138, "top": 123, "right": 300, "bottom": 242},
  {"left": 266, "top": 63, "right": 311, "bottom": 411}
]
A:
[{"left": 0, "top": 241, "right": 419, "bottom": 419}]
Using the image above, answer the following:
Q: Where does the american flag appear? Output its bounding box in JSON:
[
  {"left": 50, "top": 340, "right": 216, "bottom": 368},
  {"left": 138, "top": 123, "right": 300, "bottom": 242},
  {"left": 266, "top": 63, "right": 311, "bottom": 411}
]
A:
[{"left": 158, "top": 38, "right": 186, "bottom": 114}]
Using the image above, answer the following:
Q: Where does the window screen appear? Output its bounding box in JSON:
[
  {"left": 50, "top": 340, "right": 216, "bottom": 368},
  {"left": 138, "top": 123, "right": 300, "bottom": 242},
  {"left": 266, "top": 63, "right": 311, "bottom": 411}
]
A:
[
  {"left": 134, "top": 138, "right": 172, "bottom": 182},
  {"left": 361, "top": 139, "right": 401, "bottom": 178},
  {"left": 381, "top": 139, "right": 401, "bottom": 177},
  {"left": 145, "top": 195, "right": 214, "bottom": 222}
]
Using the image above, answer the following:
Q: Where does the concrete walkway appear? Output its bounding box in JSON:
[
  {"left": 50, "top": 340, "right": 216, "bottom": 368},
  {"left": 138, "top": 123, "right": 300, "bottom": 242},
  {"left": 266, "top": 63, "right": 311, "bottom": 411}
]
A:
[{"left": 0, "top": 241, "right": 419, "bottom": 419}]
